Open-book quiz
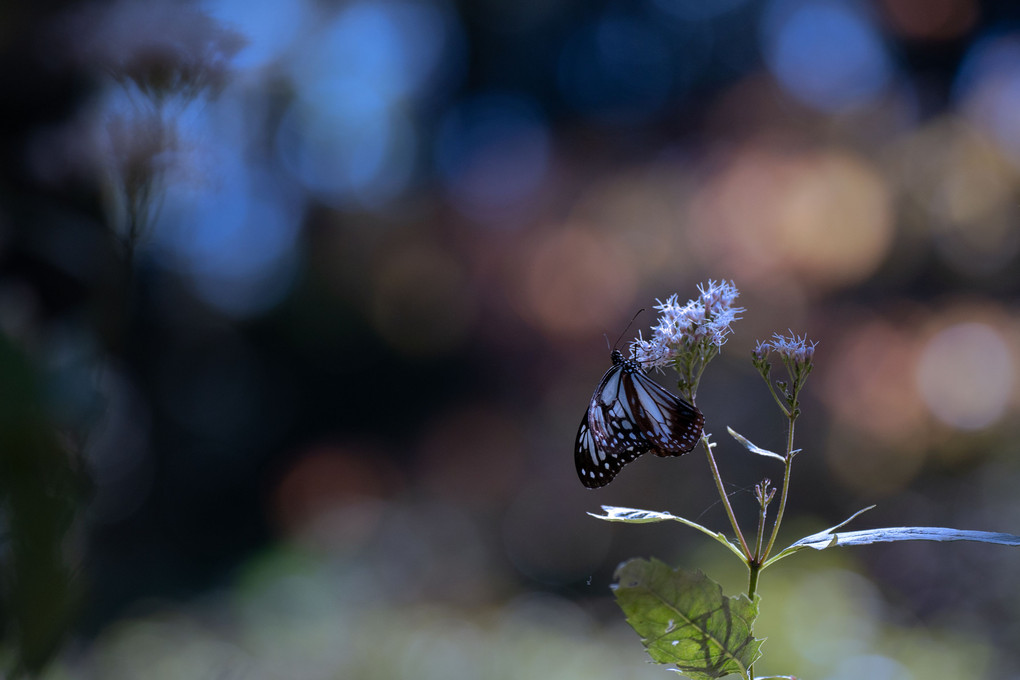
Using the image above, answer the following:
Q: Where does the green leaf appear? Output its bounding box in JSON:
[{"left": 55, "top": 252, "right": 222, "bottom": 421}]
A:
[
  {"left": 613, "top": 559, "right": 763, "bottom": 679},
  {"left": 725, "top": 427, "right": 787, "bottom": 462},
  {"left": 590, "top": 506, "right": 746, "bottom": 561},
  {"left": 789, "top": 526, "right": 1020, "bottom": 550},
  {"left": 767, "top": 507, "right": 1020, "bottom": 568},
  {"left": 765, "top": 505, "right": 875, "bottom": 567}
]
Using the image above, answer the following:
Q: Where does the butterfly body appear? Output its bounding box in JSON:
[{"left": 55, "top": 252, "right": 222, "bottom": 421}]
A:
[{"left": 575, "top": 350, "right": 704, "bottom": 488}]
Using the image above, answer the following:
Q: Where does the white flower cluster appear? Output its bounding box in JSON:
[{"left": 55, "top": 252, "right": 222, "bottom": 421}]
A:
[
  {"left": 631, "top": 280, "right": 744, "bottom": 369},
  {"left": 753, "top": 331, "right": 817, "bottom": 365}
]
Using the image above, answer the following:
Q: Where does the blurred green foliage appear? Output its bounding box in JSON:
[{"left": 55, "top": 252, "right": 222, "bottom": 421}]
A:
[{"left": 0, "top": 335, "right": 86, "bottom": 676}]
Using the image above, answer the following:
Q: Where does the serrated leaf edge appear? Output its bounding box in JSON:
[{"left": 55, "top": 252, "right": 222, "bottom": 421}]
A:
[{"left": 615, "top": 560, "right": 764, "bottom": 677}]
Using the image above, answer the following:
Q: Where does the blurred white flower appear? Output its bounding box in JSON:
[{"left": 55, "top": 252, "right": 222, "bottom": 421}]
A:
[{"left": 62, "top": 0, "right": 245, "bottom": 101}]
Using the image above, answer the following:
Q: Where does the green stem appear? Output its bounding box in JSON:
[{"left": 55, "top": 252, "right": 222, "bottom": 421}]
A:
[
  {"left": 747, "top": 507, "right": 768, "bottom": 680},
  {"left": 753, "top": 494, "right": 768, "bottom": 562},
  {"left": 690, "top": 347, "right": 713, "bottom": 391},
  {"left": 701, "top": 436, "right": 751, "bottom": 560},
  {"left": 746, "top": 559, "right": 761, "bottom": 680},
  {"left": 747, "top": 503, "right": 767, "bottom": 680},
  {"left": 763, "top": 376, "right": 791, "bottom": 418},
  {"left": 761, "top": 417, "right": 796, "bottom": 563}
]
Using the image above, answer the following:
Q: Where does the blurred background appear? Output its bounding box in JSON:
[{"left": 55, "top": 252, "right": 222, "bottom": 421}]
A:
[{"left": 2, "top": 0, "right": 1020, "bottom": 677}]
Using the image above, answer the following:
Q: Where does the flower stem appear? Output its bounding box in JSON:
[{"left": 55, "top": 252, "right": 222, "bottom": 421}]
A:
[
  {"left": 701, "top": 436, "right": 751, "bottom": 560},
  {"left": 746, "top": 559, "right": 760, "bottom": 680},
  {"left": 761, "top": 417, "right": 796, "bottom": 562},
  {"left": 754, "top": 494, "right": 768, "bottom": 562},
  {"left": 764, "top": 377, "right": 791, "bottom": 418}
]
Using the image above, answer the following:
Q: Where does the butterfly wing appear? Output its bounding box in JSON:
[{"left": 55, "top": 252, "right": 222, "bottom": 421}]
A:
[
  {"left": 587, "top": 362, "right": 655, "bottom": 456},
  {"left": 574, "top": 409, "right": 650, "bottom": 489},
  {"left": 575, "top": 352, "right": 705, "bottom": 488},
  {"left": 622, "top": 369, "right": 704, "bottom": 456}
]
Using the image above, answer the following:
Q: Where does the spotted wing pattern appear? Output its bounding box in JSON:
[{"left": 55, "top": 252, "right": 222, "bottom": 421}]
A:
[
  {"left": 574, "top": 409, "right": 650, "bottom": 489},
  {"left": 574, "top": 350, "right": 704, "bottom": 488}
]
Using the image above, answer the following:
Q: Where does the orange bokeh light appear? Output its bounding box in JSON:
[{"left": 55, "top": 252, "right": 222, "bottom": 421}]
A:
[
  {"left": 690, "top": 145, "right": 894, "bottom": 293},
  {"left": 511, "top": 226, "right": 638, "bottom": 338}
]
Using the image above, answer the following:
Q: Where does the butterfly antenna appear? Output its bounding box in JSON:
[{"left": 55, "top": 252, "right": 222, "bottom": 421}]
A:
[{"left": 612, "top": 308, "right": 645, "bottom": 350}]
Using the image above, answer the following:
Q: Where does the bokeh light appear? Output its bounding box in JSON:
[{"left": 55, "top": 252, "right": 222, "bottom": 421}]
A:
[
  {"left": 271, "top": 442, "right": 394, "bottom": 544},
  {"left": 435, "top": 92, "right": 551, "bottom": 225},
  {"left": 955, "top": 32, "right": 1020, "bottom": 164},
  {"left": 771, "top": 151, "right": 893, "bottom": 286},
  {"left": 152, "top": 164, "right": 303, "bottom": 317},
  {"left": 203, "top": 0, "right": 311, "bottom": 71},
  {"left": 511, "top": 226, "right": 638, "bottom": 338},
  {"left": 10, "top": 0, "right": 1020, "bottom": 677},
  {"left": 149, "top": 97, "right": 303, "bottom": 317},
  {"left": 916, "top": 321, "right": 1014, "bottom": 431},
  {"left": 821, "top": 315, "right": 926, "bottom": 441},
  {"left": 690, "top": 145, "right": 894, "bottom": 291},
  {"left": 275, "top": 0, "right": 462, "bottom": 208},
  {"left": 749, "top": 552, "right": 1000, "bottom": 679},
  {"left": 762, "top": 0, "right": 895, "bottom": 112},
  {"left": 891, "top": 118, "right": 1020, "bottom": 276},
  {"left": 276, "top": 99, "right": 417, "bottom": 208},
  {"left": 781, "top": 568, "right": 882, "bottom": 665},
  {"left": 568, "top": 164, "right": 699, "bottom": 274}
]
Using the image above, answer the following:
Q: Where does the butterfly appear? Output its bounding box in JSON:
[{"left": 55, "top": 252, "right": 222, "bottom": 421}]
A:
[{"left": 575, "top": 349, "right": 704, "bottom": 488}]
